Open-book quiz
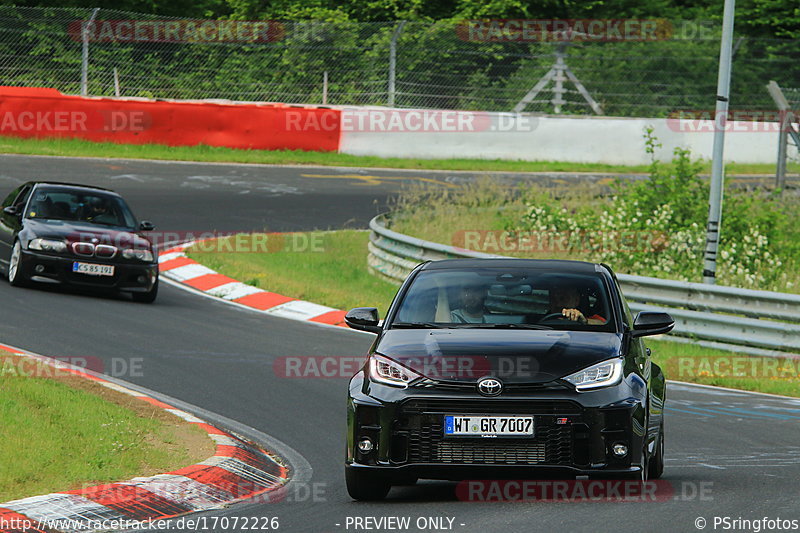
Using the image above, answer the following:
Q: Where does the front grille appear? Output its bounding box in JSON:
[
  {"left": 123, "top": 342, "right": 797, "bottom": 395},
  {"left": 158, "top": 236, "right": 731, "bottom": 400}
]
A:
[
  {"left": 437, "top": 440, "right": 546, "bottom": 464},
  {"left": 394, "top": 399, "right": 579, "bottom": 466}
]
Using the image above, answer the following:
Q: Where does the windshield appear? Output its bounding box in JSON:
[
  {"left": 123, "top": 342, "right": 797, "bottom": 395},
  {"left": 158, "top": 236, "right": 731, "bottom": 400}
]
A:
[
  {"left": 391, "top": 267, "right": 615, "bottom": 331},
  {"left": 26, "top": 188, "right": 138, "bottom": 229}
]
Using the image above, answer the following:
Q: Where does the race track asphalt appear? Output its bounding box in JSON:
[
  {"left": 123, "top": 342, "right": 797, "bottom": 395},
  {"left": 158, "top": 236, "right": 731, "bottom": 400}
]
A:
[{"left": 0, "top": 154, "right": 798, "bottom": 533}]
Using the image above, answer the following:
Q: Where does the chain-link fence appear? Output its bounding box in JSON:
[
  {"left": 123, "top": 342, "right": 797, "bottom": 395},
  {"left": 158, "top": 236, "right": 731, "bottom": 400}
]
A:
[{"left": 0, "top": 6, "right": 797, "bottom": 117}]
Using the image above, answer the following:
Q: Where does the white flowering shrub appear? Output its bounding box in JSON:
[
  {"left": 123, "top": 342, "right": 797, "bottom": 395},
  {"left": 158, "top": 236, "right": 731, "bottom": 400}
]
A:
[{"left": 512, "top": 128, "right": 796, "bottom": 292}]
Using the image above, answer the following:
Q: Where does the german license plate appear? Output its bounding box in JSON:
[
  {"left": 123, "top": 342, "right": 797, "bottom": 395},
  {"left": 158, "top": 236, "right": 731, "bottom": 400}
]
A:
[
  {"left": 444, "top": 415, "right": 534, "bottom": 437},
  {"left": 72, "top": 262, "right": 114, "bottom": 276}
]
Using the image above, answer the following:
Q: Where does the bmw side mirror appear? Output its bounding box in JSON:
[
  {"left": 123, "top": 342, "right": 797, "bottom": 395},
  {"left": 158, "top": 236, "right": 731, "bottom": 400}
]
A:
[
  {"left": 139, "top": 221, "right": 155, "bottom": 231},
  {"left": 345, "top": 307, "right": 381, "bottom": 334},
  {"left": 631, "top": 311, "right": 675, "bottom": 338}
]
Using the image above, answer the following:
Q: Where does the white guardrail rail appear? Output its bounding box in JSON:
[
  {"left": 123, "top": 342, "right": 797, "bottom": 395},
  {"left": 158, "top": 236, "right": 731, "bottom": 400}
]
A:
[{"left": 367, "top": 214, "right": 800, "bottom": 357}]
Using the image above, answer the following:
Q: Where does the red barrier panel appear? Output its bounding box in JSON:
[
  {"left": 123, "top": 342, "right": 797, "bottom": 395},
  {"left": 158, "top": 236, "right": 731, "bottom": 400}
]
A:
[{"left": 0, "top": 86, "right": 341, "bottom": 152}]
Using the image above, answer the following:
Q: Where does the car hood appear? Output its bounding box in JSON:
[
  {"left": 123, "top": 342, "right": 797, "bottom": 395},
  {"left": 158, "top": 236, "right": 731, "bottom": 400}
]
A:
[
  {"left": 25, "top": 219, "right": 151, "bottom": 248},
  {"left": 375, "top": 329, "right": 623, "bottom": 384}
]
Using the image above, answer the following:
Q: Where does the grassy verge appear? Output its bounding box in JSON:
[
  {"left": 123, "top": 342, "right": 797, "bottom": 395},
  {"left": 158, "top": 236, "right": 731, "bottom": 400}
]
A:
[
  {"left": 186, "top": 230, "right": 800, "bottom": 398},
  {"left": 186, "top": 231, "right": 398, "bottom": 314},
  {"left": 387, "top": 179, "right": 800, "bottom": 293},
  {"left": 0, "top": 354, "right": 214, "bottom": 501},
  {"left": 1, "top": 135, "right": 796, "bottom": 175}
]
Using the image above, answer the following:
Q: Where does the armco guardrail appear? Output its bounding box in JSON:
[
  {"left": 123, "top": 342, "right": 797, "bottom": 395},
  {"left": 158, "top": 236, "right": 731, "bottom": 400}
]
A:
[{"left": 368, "top": 214, "right": 800, "bottom": 356}]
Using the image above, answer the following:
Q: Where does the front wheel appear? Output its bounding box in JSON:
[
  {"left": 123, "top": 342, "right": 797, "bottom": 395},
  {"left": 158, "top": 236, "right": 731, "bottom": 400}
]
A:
[
  {"left": 648, "top": 423, "right": 665, "bottom": 479},
  {"left": 132, "top": 279, "right": 158, "bottom": 303},
  {"left": 345, "top": 467, "right": 391, "bottom": 501},
  {"left": 8, "top": 241, "right": 27, "bottom": 287}
]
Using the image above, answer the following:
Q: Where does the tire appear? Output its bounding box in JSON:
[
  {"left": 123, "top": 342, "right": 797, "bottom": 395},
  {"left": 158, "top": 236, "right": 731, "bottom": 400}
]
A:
[
  {"left": 345, "top": 467, "right": 391, "bottom": 501},
  {"left": 132, "top": 279, "right": 158, "bottom": 303},
  {"left": 617, "top": 441, "right": 648, "bottom": 481},
  {"left": 8, "top": 240, "right": 27, "bottom": 287},
  {"left": 648, "top": 423, "right": 665, "bottom": 479}
]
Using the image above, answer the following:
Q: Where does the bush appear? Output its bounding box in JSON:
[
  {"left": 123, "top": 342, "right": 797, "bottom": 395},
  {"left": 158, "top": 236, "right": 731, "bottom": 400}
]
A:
[{"left": 511, "top": 127, "right": 797, "bottom": 291}]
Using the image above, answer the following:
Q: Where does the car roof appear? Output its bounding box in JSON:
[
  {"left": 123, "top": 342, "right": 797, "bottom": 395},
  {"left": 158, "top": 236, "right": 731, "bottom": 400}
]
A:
[
  {"left": 419, "top": 258, "right": 604, "bottom": 274},
  {"left": 30, "top": 182, "right": 116, "bottom": 194}
]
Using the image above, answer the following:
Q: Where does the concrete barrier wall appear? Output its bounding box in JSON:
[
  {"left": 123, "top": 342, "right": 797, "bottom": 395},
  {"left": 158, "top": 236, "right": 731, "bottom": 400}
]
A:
[
  {"left": 0, "top": 87, "right": 793, "bottom": 165},
  {"left": 338, "top": 110, "right": 797, "bottom": 165},
  {"left": 0, "top": 86, "right": 341, "bottom": 152}
]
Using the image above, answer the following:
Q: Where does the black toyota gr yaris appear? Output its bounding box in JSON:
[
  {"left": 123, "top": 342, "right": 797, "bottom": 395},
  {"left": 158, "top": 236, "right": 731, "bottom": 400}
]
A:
[{"left": 344, "top": 259, "right": 674, "bottom": 500}]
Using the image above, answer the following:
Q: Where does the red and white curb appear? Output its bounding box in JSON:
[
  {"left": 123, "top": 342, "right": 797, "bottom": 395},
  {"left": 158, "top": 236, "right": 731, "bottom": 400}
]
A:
[
  {"left": 158, "top": 242, "right": 348, "bottom": 328},
  {"left": 0, "top": 344, "right": 289, "bottom": 533}
]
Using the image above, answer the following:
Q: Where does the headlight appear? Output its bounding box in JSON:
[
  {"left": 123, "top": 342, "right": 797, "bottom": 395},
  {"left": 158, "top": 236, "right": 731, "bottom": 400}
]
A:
[
  {"left": 563, "top": 358, "right": 623, "bottom": 390},
  {"left": 28, "top": 238, "right": 67, "bottom": 253},
  {"left": 122, "top": 249, "right": 154, "bottom": 262},
  {"left": 369, "top": 354, "right": 423, "bottom": 388}
]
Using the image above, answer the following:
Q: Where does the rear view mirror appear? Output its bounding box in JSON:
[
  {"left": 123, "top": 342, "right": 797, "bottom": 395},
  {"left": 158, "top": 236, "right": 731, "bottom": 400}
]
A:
[
  {"left": 139, "top": 220, "right": 155, "bottom": 231},
  {"left": 3, "top": 206, "right": 18, "bottom": 216},
  {"left": 345, "top": 307, "right": 381, "bottom": 334},
  {"left": 631, "top": 311, "right": 675, "bottom": 338}
]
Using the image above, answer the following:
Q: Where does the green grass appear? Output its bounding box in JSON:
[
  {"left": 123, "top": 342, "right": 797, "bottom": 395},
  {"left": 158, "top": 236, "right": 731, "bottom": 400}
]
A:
[
  {"left": 649, "top": 340, "right": 800, "bottom": 397},
  {"left": 1, "top": 135, "right": 795, "bottom": 175},
  {"left": 187, "top": 230, "right": 800, "bottom": 398},
  {"left": 0, "top": 355, "right": 211, "bottom": 501},
  {"left": 186, "top": 231, "right": 399, "bottom": 314}
]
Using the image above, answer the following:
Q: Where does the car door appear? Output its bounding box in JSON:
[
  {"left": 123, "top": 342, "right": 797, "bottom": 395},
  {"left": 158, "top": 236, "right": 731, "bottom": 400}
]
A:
[{"left": 0, "top": 183, "right": 31, "bottom": 264}]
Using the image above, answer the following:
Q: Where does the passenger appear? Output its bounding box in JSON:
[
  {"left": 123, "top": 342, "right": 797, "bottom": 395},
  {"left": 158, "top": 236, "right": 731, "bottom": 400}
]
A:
[{"left": 450, "top": 282, "right": 488, "bottom": 323}]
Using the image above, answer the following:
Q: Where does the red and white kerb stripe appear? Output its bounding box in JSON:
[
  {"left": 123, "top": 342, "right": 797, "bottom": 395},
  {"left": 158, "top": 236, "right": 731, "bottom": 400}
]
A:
[{"left": 158, "top": 242, "right": 348, "bottom": 327}]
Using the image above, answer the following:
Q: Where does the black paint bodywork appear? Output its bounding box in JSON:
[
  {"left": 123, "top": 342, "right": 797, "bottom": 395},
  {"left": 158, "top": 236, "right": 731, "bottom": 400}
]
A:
[
  {"left": 345, "top": 259, "right": 666, "bottom": 484},
  {"left": 0, "top": 182, "right": 158, "bottom": 296}
]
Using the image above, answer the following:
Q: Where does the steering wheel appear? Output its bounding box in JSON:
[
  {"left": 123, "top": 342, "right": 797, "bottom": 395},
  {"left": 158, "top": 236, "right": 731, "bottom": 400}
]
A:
[{"left": 539, "top": 312, "right": 584, "bottom": 324}]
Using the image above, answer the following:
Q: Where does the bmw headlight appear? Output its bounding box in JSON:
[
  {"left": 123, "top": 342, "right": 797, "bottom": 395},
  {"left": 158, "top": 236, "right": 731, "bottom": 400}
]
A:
[
  {"left": 563, "top": 358, "right": 623, "bottom": 390},
  {"left": 122, "top": 249, "right": 154, "bottom": 262},
  {"left": 28, "top": 238, "right": 67, "bottom": 253},
  {"left": 369, "top": 354, "right": 423, "bottom": 388}
]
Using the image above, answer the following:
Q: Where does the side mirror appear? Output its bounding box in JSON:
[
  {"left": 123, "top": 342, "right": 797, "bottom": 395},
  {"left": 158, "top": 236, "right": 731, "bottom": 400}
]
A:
[
  {"left": 631, "top": 311, "right": 675, "bottom": 338},
  {"left": 3, "top": 205, "right": 18, "bottom": 216},
  {"left": 139, "top": 221, "right": 155, "bottom": 231},
  {"left": 345, "top": 307, "right": 381, "bottom": 334}
]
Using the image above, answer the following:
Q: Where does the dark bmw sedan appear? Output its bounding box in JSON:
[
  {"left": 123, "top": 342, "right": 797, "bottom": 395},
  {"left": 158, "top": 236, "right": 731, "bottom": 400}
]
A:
[
  {"left": 344, "top": 259, "right": 674, "bottom": 500},
  {"left": 0, "top": 181, "right": 159, "bottom": 302}
]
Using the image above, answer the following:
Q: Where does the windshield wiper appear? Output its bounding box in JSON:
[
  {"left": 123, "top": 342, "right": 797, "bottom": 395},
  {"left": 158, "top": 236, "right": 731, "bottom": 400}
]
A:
[
  {"left": 391, "top": 322, "right": 446, "bottom": 329},
  {"left": 451, "top": 323, "right": 553, "bottom": 330}
]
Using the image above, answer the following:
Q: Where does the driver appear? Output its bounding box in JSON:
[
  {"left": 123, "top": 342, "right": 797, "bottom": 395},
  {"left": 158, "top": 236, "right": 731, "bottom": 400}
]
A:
[
  {"left": 84, "top": 197, "right": 116, "bottom": 225},
  {"left": 450, "top": 282, "right": 488, "bottom": 323},
  {"left": 548, "top": 284, "right": 606, "bottom": 325}
]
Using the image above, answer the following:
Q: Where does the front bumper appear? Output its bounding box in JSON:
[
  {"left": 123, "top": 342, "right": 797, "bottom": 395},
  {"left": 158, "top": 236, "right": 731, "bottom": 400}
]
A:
[
  {"left": 17, "top": 249, "right": 158, "bottom": 292},
  {"left": 347, "top": 373, "right": 649, "bottom": 480}
]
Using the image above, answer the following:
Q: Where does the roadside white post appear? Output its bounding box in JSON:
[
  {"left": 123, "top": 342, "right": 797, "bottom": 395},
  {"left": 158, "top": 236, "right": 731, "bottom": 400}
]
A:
[
  {"left": 703, "top": 0, "right": 736, "bottom": 285},
  {"left": 80, "top": 7, "right": 100, "bottom": 97}
]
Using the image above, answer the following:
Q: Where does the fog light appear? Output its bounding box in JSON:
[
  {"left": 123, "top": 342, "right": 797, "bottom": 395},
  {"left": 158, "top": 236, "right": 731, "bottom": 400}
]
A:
[
  {"left": 612, "top": 443, "right": 628, "bottom": 457},
  {"left": 358, "top": 438, "right": 374, "bottom": 453},
  {"left": 137, "top": 275, "right": 147, "bottom": 284},
  {"left": 35, "top": 264, "right": 45, "bottom": 273}
]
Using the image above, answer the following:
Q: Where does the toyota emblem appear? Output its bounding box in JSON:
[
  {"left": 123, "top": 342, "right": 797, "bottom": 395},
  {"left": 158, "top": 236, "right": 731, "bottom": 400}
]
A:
[{"left": 477, "top": 377, "right": 503, "bottom": 396}]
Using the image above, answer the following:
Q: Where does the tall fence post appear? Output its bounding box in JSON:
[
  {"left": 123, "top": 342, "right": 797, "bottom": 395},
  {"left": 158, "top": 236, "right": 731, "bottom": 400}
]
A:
[
  {"left": 388, "top": 21, "right": 406, "bottom": 107},
  {"left": 80, "top": 7, "right": 100, "bottom": 97},
  {"left": 702, "top": 0, "right": 736, "bottom": 285}
]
